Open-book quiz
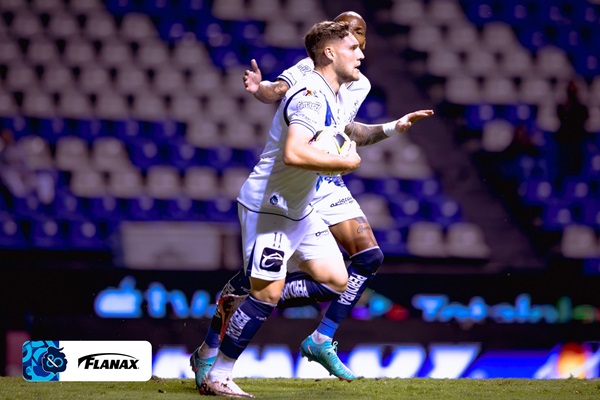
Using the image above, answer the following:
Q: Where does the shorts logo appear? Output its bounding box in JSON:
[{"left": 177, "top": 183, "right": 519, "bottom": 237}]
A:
[
  {"left": 260, "top": 247, "right": 284, "bottom": 272},
  {"left": 330, "top": 196, "right": 354, "bottom": 207}
]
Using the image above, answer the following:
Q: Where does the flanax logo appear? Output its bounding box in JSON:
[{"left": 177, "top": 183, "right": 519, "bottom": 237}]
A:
[{"left": 94, "top": 276, "right": 215, "bottom": 319}]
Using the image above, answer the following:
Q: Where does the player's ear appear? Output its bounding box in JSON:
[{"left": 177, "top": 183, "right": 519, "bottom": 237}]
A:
[{"left": 325, "top": 47, "right": 334, "bottom": 60}]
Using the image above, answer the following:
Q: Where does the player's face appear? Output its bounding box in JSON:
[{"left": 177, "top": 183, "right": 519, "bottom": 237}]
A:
[
  {"left": 331, "top": 34, "right": 364, "bottom": 83},
  {"left": 348, "top": 19, "right": 367, "bottom": 51}
]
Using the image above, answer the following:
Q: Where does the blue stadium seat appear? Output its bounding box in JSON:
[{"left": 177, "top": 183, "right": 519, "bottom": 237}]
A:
[
  {"left": 373, "top": 227, "right": 408, "bottom": 258},
  {"left": 0, "top": 216, "right": 27, "bottom": 249},
  {"left": 388, "top": 193, "right": 422, "bottom": 228},
  {"left": 127, "top": 138, "right": 163, "bottom": 171},
  {"left": 542, "top": 199, "right": 577, "bottom": 230},
  {"left": 67, "top": 218, "right": 111, "bottom": 250},
  {"left": 424, "top": 195, "right": 464, "bottom": 227},
  {"left": 30, "top": 218, "right": 68, "bottom": 249}
]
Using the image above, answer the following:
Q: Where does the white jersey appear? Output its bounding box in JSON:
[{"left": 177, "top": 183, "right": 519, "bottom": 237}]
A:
[
  {"left": 278, "top": 57, "right": 371, "bottom": 128},
  {"left": 237, "top": 70, "right": 349, "bottom": 220},
  {"left": 278, "top": 57, "right": 372, "bottom": 223}
]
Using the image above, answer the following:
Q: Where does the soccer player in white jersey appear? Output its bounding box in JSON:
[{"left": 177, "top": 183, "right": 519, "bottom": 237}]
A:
[
  {"left": 190, "top": 12, "right": 434, "bottom": 389},
  {"left": 198, "top": 21, "right": 363, "bottom": 398}
]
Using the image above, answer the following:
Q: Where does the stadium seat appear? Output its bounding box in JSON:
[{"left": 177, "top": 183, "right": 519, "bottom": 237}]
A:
[
  {"left": 5, "top": 63, "right": 38, "bottom": 92},
  {"left": 10, "top": 9, "right": 43, "bottom": 38},
  {"left": 560, "top": 224, "right": 598, "bottom": 259},
  {"left": 406, "top": 221, "right": 446, "bottom": 257},
  {"left": 82, "top": 10, "right": 119, "bottom": 40},
  {"left": 62, "top": 37, "right": 97, "bottom": 67},
  {"left": 115, "top": 66, "right": 150, "bottom": 96},
  {"left": 388, "top": 193, "right": 422, "bottom": 228},
  {"left": 146, "top": 165, "right": 182, "bottom": 200},
  {"left": 98, "top": 38, "right": 134, "bottom": 68},
  {"left": 138, "top": 39, "right": 171, "bottom": 69},
  {"left": 66, "top": 218, "right": 110, "bottom": 250},
  {"left": 26, "top": 37, "right": 61, "bottom": 66},
  {"left": 18, "top": 136, "right": 54, "bottom": 171},
  {"left": 543, "top": 199, "right": 577, "bottom": 230},
  {"left": 55, "top": 136, "right": 91, "bottom": 171},
  {"left": 91, "top": 137, "right": 133, "bottom": 172},
  {"left": 373, "top": 227, "right": 408, "bottom": 257},
  {"left": 57, "top": 91, "right": 93, "bottom": 120},
  {"left": 94, "top": 92, "right": 131, "bottom": 120},
  {"left": 407, "top": 23, "right": 443, "bottom": 52},
  {"left": 30, "top": 218, "right": 67, "bottom": 249},
  {"left": 425, "top": 195, "right": 463, "bottom": 227},
  {"left": 445, "top": 222, "right": 491, "bottom": 259},
  {"left": 0, "top": 216, "right": 27, "bottom": 249},
  {"left": 391, "top": 0, "right": 425, "bottom": 26},
  {"left": 120, "top": 13, "right": 158, "bottom": 41},
  {"left": 46, "top": 10, "right": 80, "bottom": 39}
]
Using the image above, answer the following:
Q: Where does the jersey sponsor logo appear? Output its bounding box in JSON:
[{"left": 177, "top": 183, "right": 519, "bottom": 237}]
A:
[
  {"left": 270, "top": 195, "right": 278, "bottom": 205},
  {"left": 260, "top": 247, "right": 284, "bottom": 272},
  {"left": 338, "top": 274, "right": 368, "bottom": 305},
  {"left": 303, "top": 89, "right": 316, "bottom": 97},
  {"left": 297, "top": 101, "right": 321, "bottom": 113},
  {"left": 78, "top": 353, "right": 139, "bottom": 370},
  {"left": 330, "top": 196, "right": 354, "bottom": 207}
]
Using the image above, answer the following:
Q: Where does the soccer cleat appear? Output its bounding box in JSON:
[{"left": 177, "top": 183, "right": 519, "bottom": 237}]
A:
[
  {"left": 189, "top": 348, "right": 216, "bottom": 390},
  {"left": 199, "top": 375, "right": 255, "bottom": 398},
  {"left": 217, "top": 294, "right": 246, "bottom": 341},
  {"left": 300, "top": 336, "right": 355, "bottom": 382}
]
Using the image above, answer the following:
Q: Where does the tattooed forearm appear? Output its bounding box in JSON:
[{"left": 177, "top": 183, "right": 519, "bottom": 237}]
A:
[{"left": 345, "top": 122, "right": 390, "bottom": 147}]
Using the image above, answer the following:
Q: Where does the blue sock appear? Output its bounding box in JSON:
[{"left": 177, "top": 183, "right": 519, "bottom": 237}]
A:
[
  {"left": 220, "top": 295, "right": 276, "bottom": 360},
  {"left": 203, "top": 270, "right": 251, "bottom": 348},
  {"left": 278, "top": 272, "right": 340, "bottom": 308},
  {"left": 317, "top": 247, "right": 384, "bottom": 338}
]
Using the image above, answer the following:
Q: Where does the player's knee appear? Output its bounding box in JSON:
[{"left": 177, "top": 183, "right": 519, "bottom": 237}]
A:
[
  {"left": 350, "top": 246, "right": 384, "bottom": 276},
  {"left": 329, "top": 268, "right": 349, "bottom": 293}
]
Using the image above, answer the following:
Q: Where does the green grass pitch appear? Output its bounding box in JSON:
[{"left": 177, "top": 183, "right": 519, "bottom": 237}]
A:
[{"left": 1, "top": 376, "right": 599, "bottom": 399}]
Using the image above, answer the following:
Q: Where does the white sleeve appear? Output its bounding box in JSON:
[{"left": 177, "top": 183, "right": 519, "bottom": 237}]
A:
[
  {"left": 285, "top": 87, "right": 327, "bottom": 136},
  {"left": 277, "top": 58, "right": 315, "bottom": 89}
]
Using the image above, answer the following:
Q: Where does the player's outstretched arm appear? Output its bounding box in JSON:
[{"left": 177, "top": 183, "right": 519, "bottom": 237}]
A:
[
  {"left": 244, "top": 59, "right": 290, "bottom": 104},
  {"left": 345, "top": 109, "right": 434, "bottom": 146}
]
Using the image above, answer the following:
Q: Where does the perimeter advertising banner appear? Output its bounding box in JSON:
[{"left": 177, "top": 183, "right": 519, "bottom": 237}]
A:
[{"left": 3, "top": 267, "right": 600, "bottom": 379}]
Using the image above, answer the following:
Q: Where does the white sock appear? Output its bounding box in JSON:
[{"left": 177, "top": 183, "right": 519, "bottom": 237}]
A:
[
  {"left": 198, "top": 343, "right": 218, "bottom": 359},
  {"left": 207, "top": 350, "right": 236, "bottom": 381},
  {"left": 311, "top": 331, "right": 332, "bottom": 344}
]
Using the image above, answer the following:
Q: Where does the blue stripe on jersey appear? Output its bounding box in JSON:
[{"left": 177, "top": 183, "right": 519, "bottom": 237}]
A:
[
  {"left": 283, "top": 87, "right": 307, "bottom": 126},
  {"left": 325, "top": 101, "right": 334, "bottom": 127}
]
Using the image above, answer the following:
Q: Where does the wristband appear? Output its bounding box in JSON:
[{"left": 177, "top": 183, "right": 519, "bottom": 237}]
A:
[{"left": 382, "top": 120, "right": 398, "bottom": 136}]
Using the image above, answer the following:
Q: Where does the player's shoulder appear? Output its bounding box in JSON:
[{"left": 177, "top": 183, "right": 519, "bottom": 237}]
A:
[{"left": 285, "top": 73, "right": 327, "bottom": 101}]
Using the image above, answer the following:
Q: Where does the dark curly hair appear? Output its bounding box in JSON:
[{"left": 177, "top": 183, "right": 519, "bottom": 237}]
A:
[{"left": 304, "top": 21, "right": 353, "bottom": 63}]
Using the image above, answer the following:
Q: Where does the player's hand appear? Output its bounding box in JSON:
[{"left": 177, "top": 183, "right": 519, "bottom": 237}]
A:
[
  {"left": 243, "top": 59, "right": 262, "bottom": 94},
  {"left": 395, "top": 109, "right": 434, "bottom": 133},
  {"left": 342, "top": 141, "right": 361, "bottom": 174}
]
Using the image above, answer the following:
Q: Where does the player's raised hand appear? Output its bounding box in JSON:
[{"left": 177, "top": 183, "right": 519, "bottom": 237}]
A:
[
  {"left": 243, "top": 59, "right": 262, "bottom": 94},
  {"left": 395, "top": 109, "right": 434, "bottom": 133}
]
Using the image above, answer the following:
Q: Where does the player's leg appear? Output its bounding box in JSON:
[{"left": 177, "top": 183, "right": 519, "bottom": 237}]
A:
[
  {"left": 294, "top": 230, "right": 355, "bottom": 381},
  {"left": 200, "top": 210, "right": 308, "bottom": 397},
  {"left": 189, "top": 270, "right": 249, "bottom": 388},
  {"left": 315, "top": 216, "right": 383, "bottom": 341}
]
